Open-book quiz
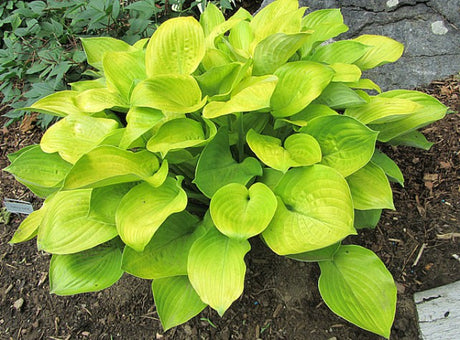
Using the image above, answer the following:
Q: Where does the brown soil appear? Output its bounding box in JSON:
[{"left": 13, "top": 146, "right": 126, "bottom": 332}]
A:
[{"left": 1, "top": 76, "right": 459, "bottom": 340}]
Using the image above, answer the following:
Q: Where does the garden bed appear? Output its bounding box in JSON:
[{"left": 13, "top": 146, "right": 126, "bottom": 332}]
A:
[{"left": 0, "top": 75, "right": 459, "bottom": 339}]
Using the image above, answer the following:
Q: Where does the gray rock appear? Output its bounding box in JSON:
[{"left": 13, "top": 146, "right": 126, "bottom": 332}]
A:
[{"left": 258, "top": 0, "right": 460, "bottom": 90}]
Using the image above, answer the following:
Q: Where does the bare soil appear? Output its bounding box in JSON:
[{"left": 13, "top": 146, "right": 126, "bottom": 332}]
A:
[{"left": 0, "top": 76, "right": 459, "bottom": 340}]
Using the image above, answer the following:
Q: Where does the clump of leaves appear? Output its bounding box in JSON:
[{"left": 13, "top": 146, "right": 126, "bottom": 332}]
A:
[
  {"left": 4, "top": 0, "right": 447, "bottom": 337},
  {"left": 0, "top": 0, "right": 209, "bottom": 128}
]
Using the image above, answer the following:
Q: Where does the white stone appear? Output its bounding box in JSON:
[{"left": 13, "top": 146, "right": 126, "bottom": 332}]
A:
[
  {"left": 414, "top": 280, "right": 460, "bottom": 339},
  {"left": 386, "top": 0, "right": 399, "bottom": 8},
  {"left": 431, "top": 21, "right": 448, "bottom": 35}
]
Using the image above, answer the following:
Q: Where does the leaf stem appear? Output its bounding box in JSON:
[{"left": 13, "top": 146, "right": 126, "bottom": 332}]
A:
[{"left": 236, "top": 112, "right": 245, "bottom": 162}]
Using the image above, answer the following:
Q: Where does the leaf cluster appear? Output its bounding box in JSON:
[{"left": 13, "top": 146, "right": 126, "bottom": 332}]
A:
[
  {"left": 4, "top": 0, "right": 448, "bottom": 337},
  {"left": 0, "top": 0, "right": 222, "bottom": 128}
]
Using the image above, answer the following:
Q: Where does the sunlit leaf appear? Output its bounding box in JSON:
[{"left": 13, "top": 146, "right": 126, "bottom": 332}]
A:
[
  {"left": 246, "top": 129, "right": 321, "bottom": 172},
  {"left": 147, "top": 118, "right": 215, "bottom": 157},
  {"left": 353, "top": 35, "right": 404, "bottom": 70},
  {"left": 253, "top": 33, "right": 311, "bottom": 75},
  {"left": 146, "top": 17, "right": 205, "bottom": 76},
  {"left": 38, "top": 190, "right": 117, "bottom": 254},
  {"left": 271, "top": 61, "right": 334, "bottom": 117},
  {"left": 153, "top": 276, "right": 206, "bottom": 331},
  {"left": 23, "top": 91, "right": 81, "bottom": 117},
  {"left": 319, "top": 245, "right": 396, "bottom": 338},
  {"left": 10, "top": 203, "right": 47, "bottom": 244},
  {"left": 210, "top": 182, "right": 277, "bottom": 240},
  {"left": 116, "top": 178, "right": 187, "bottom": 252},
  {"left": 346, "top": 161, "right": 394, "bottom": 210},
  {"left": 81, "top": 37, "right": 134, "bottom": 70},
  {"left": 131, "top": 75, "right": 206, "bottom": 113},
  {"left": 103, "top": 49, "right": 146, "bottom": 101},
  {"left": 122, "top": 211, "right": 199, "bottom": 279},
  {"left": 262, "top": 165, "right": 355, "bottom": 255},
  {"left": 369, "top": 90, "right": 447, "bottom": 141},
  {"left": 4, "top": 145, "right": 71, "bottom": 195},
  {"left": 188, "top": 226, "right": 250, "bottom": 316},
  {"left": 119, "top": 107, "right": 164, "bottom": 149},
  {"left": 202, "top": 75, "right": 277, "bottom": 118},
  {"left": 50, "top": 242, "right": 123, "bottom": 295},
  {"left": 64, "top": 146, "right": 159, "bottom": 189},
  {"left": 301, "top": 115, "right": 378, "bottom": 176}
]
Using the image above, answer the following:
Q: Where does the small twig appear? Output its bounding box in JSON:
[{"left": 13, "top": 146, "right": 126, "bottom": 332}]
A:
[
  {"left": 452, "top": 254, "right": 460, "bottom": 263},
  {"left": 437, "top": 232, "right": 460, "bottom": 240},
  {"left": 412, "top": 243, "right": 427, "bottom": 267}
]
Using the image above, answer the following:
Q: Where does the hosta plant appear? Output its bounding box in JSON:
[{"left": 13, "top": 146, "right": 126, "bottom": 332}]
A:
[{"left": 5, "top": 0, "right": 447, "bottom": 337}]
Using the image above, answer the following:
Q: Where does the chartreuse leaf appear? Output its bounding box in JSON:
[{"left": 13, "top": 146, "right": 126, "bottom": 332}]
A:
[
  {"left": 345, "top": 96, "right": 421, "bottom": 124},
  {"left": 4, "top": 145, "right": 72, "bottom": 195},
  {"left": 81, "top": 37, "right": 134, "bottom": 70},
  {"left": 210, "top": 182, "right": 277, "bottom": 240},
  {"left": 116, "top": 178, "right": 187, "bottom": 252},
  {"left": 250, "top": 0, "right": 302, "bottom": 44},
  {"left": 300, "top": 9, "right": 348, "bottom": 56},
  {"left": 315, "top": 83, "right": 367, "bottom": 110},
  {"left": 310, "top": 41, "right": 370, "bottom": 64},
  {"left": 103, "top": 49, "right": 146, "bottom": 101},
  {"left": 229, "top": 21, "right": 253, "bottom": 57},
  {"left": 246, "top": 129, "right": 321, "bottom": 173},
  {"left": 253, "top": 33, "right": 311, "bottom": 76},
  {"left": 194, "top": 129, "right": 263, "bottom": 197},
  {"left": 152, "top": 276, "right": 206, "bottom": 331},
  {"left": 146, "top": 17, "right": 205, "bottom": 76},
  {"left": 70, "top": 79, "right": 106, "bottom": 92},
  {"left": 202, "top": 75, "right": 277, "bottom": 119},
  {"left": 147, "top": 118, "right": 216, "bottom": 157},
  {"left": 200, "top": 3, "right": 225, "bottom": 36},
  {"left": 7, "top": 145, "right": 37, "bottom": 162},
  {"left": 388, "top": 130, "right": 433, "bottom": 150},
  {"left": 290, "top": 104, "right": 338, "bottom": 123},
  {"left": 347, "top": 162, "right": 394, "bottom": 210},
  {"left": 353, "top": 35, "right": 404, "bottom": 70},
  {"left": 195, "top": 62, "right": 250, "bottom": 100},
  {"left": 122, "top": 211, "right": 199, "bottom": 279},
  {"left": 301, "top": 116, "right": 378, "bottom": 177},
  {"left": 271, "top": 61, "right": 334, "bottom": 117},
  {"left": 262, "top": 165, "right": 355, "bottom": 255},
  {"left": 354, "top": 209, "right": 382, "bottom": 229},
  {"left": 188, "top": 226, "right": 251, "bottom": 316},
  {"left": 64, "top": 146, "right": 159, "bottom": 189},
  {"left": 369, "top": 90, "right": 447, "bottom": 141},
  {"left": 119, "top": 107, "right": 164, "bottom": 149},
  {"left": 201, "top": 48, "right": 233, "bottom": 70},
  {"left": 49, "top": 242, "right": 123, "bottom": 295},
  {"left": 330, "top": 63, "right": 362, "bottom": 83},
  {"left": 371, "top": 149, "right": 404, "bottom": 186},
  {"left": 318, "top": 245, "right": 396, "bottom": 338},
  {"left": 10, "top": 203, "right": 47, "bottom": 244},
  {"left": 287, "top": 242, "right": 340, "bottom": 262},
  {"left": 23, "top": 91, "right": 81, "bottom": 116},
  {"left": 76, "top": 88, "right": 128, "bottom": 113},
  {"left": 131, "top": 75, "right": 206, "bottom": 113},
  {"left": 347, "top": 78, "right": 382, "bottom": 93},
  {"left": 38, "top": 190, "right": 117, "bottom": 254},
  {"left": 89, "top": 183, "right": 136, "bottom": 225},
  {"left": 205, "top": 17, "right": 243, "bottom": 48}
]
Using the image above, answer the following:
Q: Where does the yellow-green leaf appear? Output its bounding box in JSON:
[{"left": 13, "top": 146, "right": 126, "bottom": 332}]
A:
[{"left": 146, "top": 17, "right": 205, "bottom": 76}]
